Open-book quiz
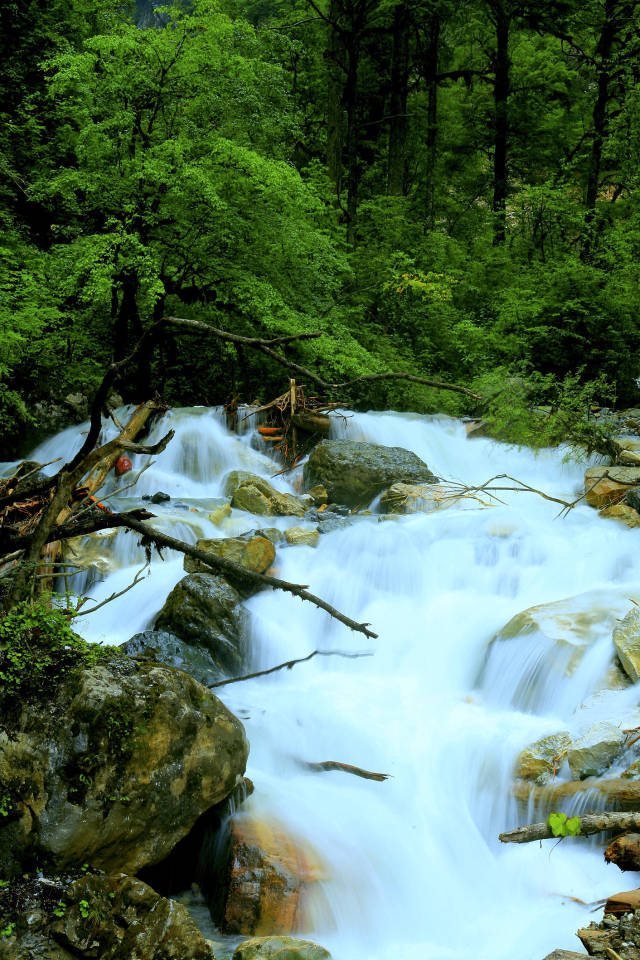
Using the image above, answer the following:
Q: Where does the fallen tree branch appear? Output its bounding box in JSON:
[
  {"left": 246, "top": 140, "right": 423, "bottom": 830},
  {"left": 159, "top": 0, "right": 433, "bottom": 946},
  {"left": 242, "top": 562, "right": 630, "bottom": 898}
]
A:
[
  {"left": 208, "top": 648, "right": 373, "bottom": 687},
  {"left": 500, "top": 812, "right": 640, "bottom": 844},
  {"left": 300, "top": 760, "right": 390, "bottom": 781},
  {"left": 0, "top": 508, "right": 155, "bottom": 553},
  {"left": 114, "top": 515, "right": 379, "bottom": 639}
]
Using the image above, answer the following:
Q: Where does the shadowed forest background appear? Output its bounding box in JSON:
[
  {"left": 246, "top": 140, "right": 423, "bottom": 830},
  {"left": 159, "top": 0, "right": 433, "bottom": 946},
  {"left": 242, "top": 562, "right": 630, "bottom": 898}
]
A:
[{"left": 2, "top": 0, "right": 640, "bottom": 453}]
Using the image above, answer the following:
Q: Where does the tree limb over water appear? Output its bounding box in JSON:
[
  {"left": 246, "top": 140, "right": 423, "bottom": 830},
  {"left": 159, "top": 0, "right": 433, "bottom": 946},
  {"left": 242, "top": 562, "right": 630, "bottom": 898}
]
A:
[
  {"left": 500, "top": 812, "right": 640, "bottom": 844},
  {"left": 208, "top": 648, "right": 374, "bottom": 687}
]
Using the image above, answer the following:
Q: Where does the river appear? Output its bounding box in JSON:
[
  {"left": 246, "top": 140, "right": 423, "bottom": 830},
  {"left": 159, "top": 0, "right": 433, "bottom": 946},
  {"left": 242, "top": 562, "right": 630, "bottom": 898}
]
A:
[{"left": 20, "top": 407, "right": 640, "bottom": 959}]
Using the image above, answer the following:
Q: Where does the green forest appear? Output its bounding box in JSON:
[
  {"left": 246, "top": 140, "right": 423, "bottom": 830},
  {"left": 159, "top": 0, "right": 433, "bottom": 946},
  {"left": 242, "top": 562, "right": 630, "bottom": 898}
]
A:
[{"left": 2, "top": 0, "right": 640, "bottom": 454}]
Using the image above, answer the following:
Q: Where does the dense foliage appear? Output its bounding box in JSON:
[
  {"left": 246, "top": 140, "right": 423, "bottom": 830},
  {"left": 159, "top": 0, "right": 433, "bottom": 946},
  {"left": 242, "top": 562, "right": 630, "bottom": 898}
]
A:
[{"left": 1, "top": 0, "right": 640, "bottom": 452}]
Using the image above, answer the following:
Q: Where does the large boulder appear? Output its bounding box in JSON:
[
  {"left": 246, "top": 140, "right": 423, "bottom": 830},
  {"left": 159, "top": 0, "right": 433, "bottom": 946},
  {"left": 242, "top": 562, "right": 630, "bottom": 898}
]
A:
[
  {"left": 486, "top": 592, "right": 626, "bottom": 682},
  {"left": 614, "top": 607, "right": 640, "bottom": 682},
  {"left": 224, "top": 472, "right": 306, "bottom": 518},
  {"left": 154, "top": 573, "right": 246, "bottom": 676},
  {"left": 0, "top": 873, "right": 213, "bottom": 960},
  {"left": 184, "top": 535, "right": 275, "bottom": 575},
  {"left": 120, "top": 629, "right": 225, "bottom": 687},
  {"left": 233, "top": 937, "right": 331, "bottom": 960},
  {"left": 0, "top": 656, "right": 248, "bottom": 876},
  {"left": 514, "top": 732, "right": 572, "bottom": 784},
  {"left": 303, "top": 440, "right": 438, "bottom": 508},
  {"left": 600, "top": 503, "right": 640, "bottom": 527},
  {"left": 584, "top": 466, "right": 640, "bottom": 509},
  {"left": 614, "top": 436, "right": 640, "bottom": 466},
  {"left": 567, "top": 721, "right": 625, "bottom": 780},
  {"left": 219, "top": 815, "right": 326, "bottom": 936}
]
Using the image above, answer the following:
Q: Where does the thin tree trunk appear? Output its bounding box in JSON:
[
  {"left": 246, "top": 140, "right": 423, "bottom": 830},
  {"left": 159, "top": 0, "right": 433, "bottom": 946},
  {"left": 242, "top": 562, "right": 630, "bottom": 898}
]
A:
[
  {"left": 345, "top": 32, "right": 361, "bottom": 246},
  {"left": 492, "top": 5, "right": 510, "bottom": 245},
  {"left": 327, "top": 4, "right": 344, "bottom": 194},
  {"left": 387, "top": 0, "right": 410, "bottom": 196},
  {"left": 425, "top": 15, "right": 440, "bottom": 229}
]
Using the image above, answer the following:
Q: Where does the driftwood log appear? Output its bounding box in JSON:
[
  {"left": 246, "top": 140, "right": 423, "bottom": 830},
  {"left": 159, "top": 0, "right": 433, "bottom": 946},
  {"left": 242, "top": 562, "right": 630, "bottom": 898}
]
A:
[
  {"left": 500, "top": 812, "right": 640, "bottom": 844},
  {"left": 605, "top": 833, "right": 640, "bottom": 872}
]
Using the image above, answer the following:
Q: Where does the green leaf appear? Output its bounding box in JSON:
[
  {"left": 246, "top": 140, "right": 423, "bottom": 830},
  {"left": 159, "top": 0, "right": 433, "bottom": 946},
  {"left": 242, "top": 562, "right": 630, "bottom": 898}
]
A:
[
  {"left": 547, "top": 811, "right": 567, "bottom": 837},
  {"left": 565, "top": 816, "right": 581, "bottom": 837}
]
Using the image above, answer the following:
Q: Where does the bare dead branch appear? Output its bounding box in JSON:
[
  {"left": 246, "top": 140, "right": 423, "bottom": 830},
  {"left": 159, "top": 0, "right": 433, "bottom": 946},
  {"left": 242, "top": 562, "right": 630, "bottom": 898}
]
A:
[
  {"left": 208, "top": 648, "right": 373, "bottom": 687},
  {"left": 300, "top": 760, "right": 390, "bottom": 781},
  {"left": 69, "top": 558, "right": 151, "bottom": 617}
]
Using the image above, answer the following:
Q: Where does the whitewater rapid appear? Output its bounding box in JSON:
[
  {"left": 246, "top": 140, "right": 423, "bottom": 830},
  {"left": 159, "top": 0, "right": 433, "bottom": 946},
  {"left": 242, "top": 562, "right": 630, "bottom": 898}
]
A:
[{"left": 19, "top": 408, "right": 640, "bottom": 959}]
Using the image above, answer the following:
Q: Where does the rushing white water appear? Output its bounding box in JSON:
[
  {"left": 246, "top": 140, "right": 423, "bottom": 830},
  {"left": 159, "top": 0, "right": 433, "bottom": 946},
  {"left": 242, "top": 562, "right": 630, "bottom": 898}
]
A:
[{"left": 19, "top": 408, "right": 640, "bottom": 959}]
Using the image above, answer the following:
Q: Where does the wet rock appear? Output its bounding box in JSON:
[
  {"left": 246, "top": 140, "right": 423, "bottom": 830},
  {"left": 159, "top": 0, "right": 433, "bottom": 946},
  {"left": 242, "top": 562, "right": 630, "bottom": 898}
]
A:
[
  {"left": 584, "top": 466, "right": 640, "bottom": 509},
  {"left": 488, "top": 592, "right": 625, "bottom": 682},
  {"left": 284, "top": 527, "right": 319, "bottom": 547},
  {"left": 622, "top": 760, "right": 640, "bottom": 780},
  {"left": 626, "top": 487, "right": 640, "bottom": 513},
  {"left": 233, "top": 937, "right": 331, "bottom": 960},
  {"left": 209, "top": 502, "right": 232, "bottom": 525},
  {"left": 0, "top": 657, "right": 248, "bottom": 876},
  {"left": 303, "top": 439, "right": 438, "bottom": 508},
  {"left": 155, "top": 573, "right": 246, "bottom": 676},
  {"left": 224, "top": 471, "right": 306, "bottom": 518},
  {"left": 380, "top": 481, "right": 456, "bottom": 515},
  {"left": 62, "top": 530, "right": 119, "bottom": 584},
  {"left": 120, "top": 630, "right": 225, "bottom": 686},
  {"left": 255, "top": 527, "right": 285, "bottom": 545},
  {"left": 150, "top": 491, "right": 170, "bottom": 504},
  {"left": 515, "top": 732, "right": 572, "bottom": 784},
  {"left": 614, "top": 607, "right": 640, "bottom": 682},
  {"left": 567, "top": 721, "right": 625, "bottom": 780},
  {"left": 615, "top": 437, "right": 640, "bottom": 466},
  {"left": 220, "top": 815, "right": 326, "bottom": 936},
  {"left": 316, "top": 515, "right": 351, "bottom": 534},
  {"left": 0, "top": 873, "right": 214, "bottom": 960},
  {"left": 600, "top": 503, "right": 640, "bottom": 527},
  {"left": 541, "top": 952, "right": 588, "bottom": 960},
  {"left": 306, "top": 485, "right": 328, "bottom": 506},
  {"left": 183, "top": 535, "right": 275, "bottom": 576}
]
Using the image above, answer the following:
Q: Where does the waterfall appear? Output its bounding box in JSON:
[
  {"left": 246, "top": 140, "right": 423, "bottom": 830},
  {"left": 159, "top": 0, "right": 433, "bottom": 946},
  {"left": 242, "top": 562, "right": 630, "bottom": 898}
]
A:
[{"left": 20, "top": 408, "right": 640, "bottom": 959}]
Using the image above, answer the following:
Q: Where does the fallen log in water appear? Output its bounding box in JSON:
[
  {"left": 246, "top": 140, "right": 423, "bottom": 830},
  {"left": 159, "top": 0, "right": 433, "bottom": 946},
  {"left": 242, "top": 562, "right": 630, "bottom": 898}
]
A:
[
  {"left": 500, "top": 811, "right": 640, "bottom": 844},
  {"left": 291, "top": 411, "right": 331, "bottom": 436}
]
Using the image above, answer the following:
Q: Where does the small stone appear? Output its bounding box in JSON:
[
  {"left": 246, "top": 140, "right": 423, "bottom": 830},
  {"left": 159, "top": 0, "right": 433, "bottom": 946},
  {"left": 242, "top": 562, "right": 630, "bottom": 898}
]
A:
[
  {"left": 151, "top": 491, "right": 171, "bottom": 503},
  {"left": 284, "top": 527, "right": 319, "bottom": 547},
  {"left": 514, "top": 732, "right": 571, "bottom": 784},
  {"left": 209, "top": 503, "right": 232, "bottom": 525},
  {"left": 306, "top": 485, "right": 328, "bottom": 506},
  {"left": 233, "top": 936, "right": 331, "bottom": 960}
]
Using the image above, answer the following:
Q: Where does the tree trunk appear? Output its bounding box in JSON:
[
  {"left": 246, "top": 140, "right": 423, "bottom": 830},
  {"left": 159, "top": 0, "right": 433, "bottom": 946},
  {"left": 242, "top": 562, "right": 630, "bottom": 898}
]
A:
[
  {"left": 582, "top": 0, "right": 617, "bottom": 259},
  {"left": 344, "top": 30, "right": 361, "bottom": 246},
  {"left": 387, "top": 0, "right": 410, "bottom": 196},
  {"left": 492, "top": 4, "right": 510, "bottom": 245},
  {"left": 425, "top": 16, "right": 440, "bottom": 230},
  {"left": 326, "top": 6, "right": 344, "bottom": 195}
]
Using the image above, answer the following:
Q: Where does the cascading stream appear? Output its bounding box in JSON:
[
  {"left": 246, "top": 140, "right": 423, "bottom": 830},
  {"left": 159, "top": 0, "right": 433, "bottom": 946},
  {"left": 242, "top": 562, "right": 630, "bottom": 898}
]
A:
[{"left": 13, "top": 408, "right": 640, "bottom": 960}]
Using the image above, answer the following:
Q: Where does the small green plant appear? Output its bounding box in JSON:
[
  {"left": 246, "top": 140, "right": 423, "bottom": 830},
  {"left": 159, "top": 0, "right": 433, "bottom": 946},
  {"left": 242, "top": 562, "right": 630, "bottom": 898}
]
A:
[
  {"left": 547, "top": 812, "right": 581, "bottom": 837},
  {"left": 78, "top": 899, "right": 90, "bottom": 919},
  {"left": 0, "top": 598, "right": 113, "bottom": 736},
  {"left": 1, "top": 921, "right": 15, "bottom": 937},
  {"left": 53, "top": 901, "right": 67, "bottom": 918},
  {"left": 0, "top": 795, "right": 13, "bottom": 818}
]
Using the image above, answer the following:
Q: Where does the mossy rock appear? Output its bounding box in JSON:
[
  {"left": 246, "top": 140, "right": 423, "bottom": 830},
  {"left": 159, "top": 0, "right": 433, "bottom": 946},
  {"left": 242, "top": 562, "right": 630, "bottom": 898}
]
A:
[
  {"left": 154, "top": 573, "right": 246, "bottom": 676},
  {"left": 224, "top": 472, "right": 306, "bottom": 518},
  {"left": 514, "top": 732, "right": 571, "bottom": 784},
  {"left": 0, "top": 654, "right": 247, "bottom": 877},
  {"left": 233, "top": 937, "right": 331, "bottom": 960}
]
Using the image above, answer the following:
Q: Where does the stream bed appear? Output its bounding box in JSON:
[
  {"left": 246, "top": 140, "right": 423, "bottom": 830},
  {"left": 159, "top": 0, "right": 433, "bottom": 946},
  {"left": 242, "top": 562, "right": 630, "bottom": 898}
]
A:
[{"left": 19, "top": 407, "right": 640, "bottom": 960}]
